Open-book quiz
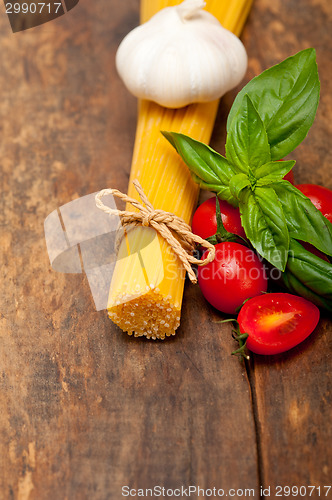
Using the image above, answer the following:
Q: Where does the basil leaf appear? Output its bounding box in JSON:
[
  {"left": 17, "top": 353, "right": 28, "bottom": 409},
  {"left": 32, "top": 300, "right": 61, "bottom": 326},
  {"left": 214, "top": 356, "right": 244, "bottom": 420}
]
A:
[
  {"left": 190, "top": 172, "right": 238, "bottom": 207},
  {"left": 283, "top": 269, "right": 332, "bottom": 312},
  {"left": 161, "top": 131, "right": 238, "bottom": 185},
  {"left": 226, "top": 94, "right": 271, "bottom": 173},
  {"left": 239, "top": 186, "right": 289, "bottom": 270},
  {"left": 287, "top": 239, "right": 332, "bottom": 297},
  {"left": 282, "top": 239, "right": 332, "bottom": 311},
  {"left": 272, "top": 181, "right": 332, "bottom": 256},
  {"left": 256, "top": 160, "right": 296, "bottom": 186},
  {"left": 227, "top": 49, "right": 320, "bottom": 160},
  {"left": 229, "top": 174, "right": 250, "bottom": 199}
]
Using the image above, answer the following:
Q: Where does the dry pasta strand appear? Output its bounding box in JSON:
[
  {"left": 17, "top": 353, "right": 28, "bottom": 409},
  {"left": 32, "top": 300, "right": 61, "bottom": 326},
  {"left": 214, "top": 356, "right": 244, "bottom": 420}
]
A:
[{"left": 108, "top": 0, "right": 253, "bottom": 339}]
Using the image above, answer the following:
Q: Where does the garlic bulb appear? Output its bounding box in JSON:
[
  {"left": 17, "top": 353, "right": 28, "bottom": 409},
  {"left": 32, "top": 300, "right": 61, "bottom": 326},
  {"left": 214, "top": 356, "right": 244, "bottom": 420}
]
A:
[{"left": 115, "top": 0, "right": 248, "bottom": 108}]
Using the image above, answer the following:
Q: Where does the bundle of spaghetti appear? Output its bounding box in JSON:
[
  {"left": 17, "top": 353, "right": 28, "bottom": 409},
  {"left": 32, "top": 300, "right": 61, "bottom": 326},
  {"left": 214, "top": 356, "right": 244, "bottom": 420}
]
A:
[{"left": 107, "top": 0, "right": 253, "bottom": 339}]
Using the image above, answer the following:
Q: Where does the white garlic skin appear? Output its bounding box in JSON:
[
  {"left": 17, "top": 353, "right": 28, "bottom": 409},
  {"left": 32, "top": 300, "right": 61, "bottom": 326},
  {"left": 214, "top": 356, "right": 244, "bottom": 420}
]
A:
[{"left": 115, "top": 0, "right": 248, "bottom": 108}]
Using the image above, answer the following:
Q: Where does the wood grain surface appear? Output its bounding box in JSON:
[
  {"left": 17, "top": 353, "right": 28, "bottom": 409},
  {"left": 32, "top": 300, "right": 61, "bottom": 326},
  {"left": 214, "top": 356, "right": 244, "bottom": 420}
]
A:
[{"left": 0, "top": 1, "right": 331, "bottom": 499}]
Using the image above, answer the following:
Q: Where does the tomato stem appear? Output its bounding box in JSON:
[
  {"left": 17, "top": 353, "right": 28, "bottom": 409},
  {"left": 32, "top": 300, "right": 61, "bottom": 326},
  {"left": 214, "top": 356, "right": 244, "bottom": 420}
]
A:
[
  {"left": 235, "top": 296, "right": 253, "bottom": 314},
  {"left": 231, "top": 326, "right": 250, "bottom": 360},
  {"left": 232, "top": 344, "right": 250, "bottom": 360},
  {"left": 205, "top": 197, "right": 248, "bottom": 246}
]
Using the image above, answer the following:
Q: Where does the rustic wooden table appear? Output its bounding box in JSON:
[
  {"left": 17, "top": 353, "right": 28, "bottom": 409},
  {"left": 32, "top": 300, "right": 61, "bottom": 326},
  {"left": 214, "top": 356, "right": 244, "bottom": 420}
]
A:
[{"left": 0, "top": 0, "right": 331, "bottom": 499}]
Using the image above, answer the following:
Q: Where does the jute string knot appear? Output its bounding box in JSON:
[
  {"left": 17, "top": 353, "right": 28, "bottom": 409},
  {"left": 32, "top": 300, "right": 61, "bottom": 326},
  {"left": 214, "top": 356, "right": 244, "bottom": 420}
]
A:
[{"left": 95, "top": 180, "right": 216, "bottom": 284}]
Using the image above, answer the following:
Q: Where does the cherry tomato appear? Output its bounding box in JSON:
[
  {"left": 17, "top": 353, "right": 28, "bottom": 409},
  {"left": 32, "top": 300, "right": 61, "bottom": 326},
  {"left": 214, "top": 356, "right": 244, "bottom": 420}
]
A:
[
  {"left": 198, "top": 242, "right": 267, "bottom": 314},
  {"left": 192, "top": 197, "right": 246, "bottom": 240},
  {"left": 238, "top": 293, "right": 320, "bottom": 355},
  {"left": 296, "top": 184, "right": 332, "bottom": 223}
]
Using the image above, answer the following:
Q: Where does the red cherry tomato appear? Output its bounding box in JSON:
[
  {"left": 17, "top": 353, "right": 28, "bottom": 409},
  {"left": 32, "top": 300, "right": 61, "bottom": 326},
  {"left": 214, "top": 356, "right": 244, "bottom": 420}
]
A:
[
  {"left": 198, "top": 242, "right": 267, "bottom": 314},
  {"left": 192, "top": 197, "right": 246, "bottom": 240},
  {"left": 238, "top": 293, "right": 320, "bottom": 355},
  {"left": 296, "top": 184, "right": 332, "bottom": 223}
]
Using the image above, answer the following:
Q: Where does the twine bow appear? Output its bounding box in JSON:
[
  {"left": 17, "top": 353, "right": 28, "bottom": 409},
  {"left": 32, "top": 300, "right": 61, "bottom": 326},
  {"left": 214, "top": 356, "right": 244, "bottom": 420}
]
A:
[{"left": 95, "top": 180, "right": 216, "bottom": 284}]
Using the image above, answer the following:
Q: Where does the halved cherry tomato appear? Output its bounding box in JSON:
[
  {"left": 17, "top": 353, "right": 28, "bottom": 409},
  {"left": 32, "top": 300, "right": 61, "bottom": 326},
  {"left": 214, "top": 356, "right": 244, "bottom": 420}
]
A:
[
  {"left": 296, "top": 184, "right": 332, "bottom": 223},
  {"left": 198, "top": 242, "right": 267, "bottom": 314},
  {"left": 192, "top": 197, "right": 246, "bottom": 240},
  {"left": 238, "top": 293, "right": 320, "bottom": 355}
]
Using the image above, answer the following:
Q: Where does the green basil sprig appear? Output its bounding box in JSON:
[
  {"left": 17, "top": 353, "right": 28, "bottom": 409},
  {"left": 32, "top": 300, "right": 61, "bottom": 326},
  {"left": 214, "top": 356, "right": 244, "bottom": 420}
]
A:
[{"left": 161, "top": 48, "right": 332, "bottom": 309}]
